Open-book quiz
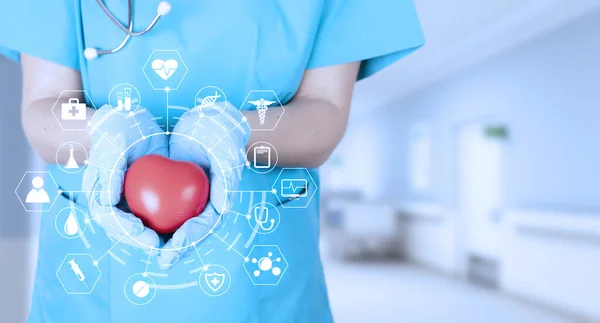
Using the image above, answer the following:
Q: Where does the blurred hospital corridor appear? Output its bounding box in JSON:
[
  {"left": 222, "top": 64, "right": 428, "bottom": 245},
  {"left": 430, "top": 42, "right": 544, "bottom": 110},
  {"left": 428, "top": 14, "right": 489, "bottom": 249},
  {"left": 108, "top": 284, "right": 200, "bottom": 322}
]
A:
[
  {"left": 324, "top": 261, "right": 576, "bottom": 323},
  {"left": 2, "top": 0, "right": 600, "bottom": 322},
  {"left": 317, "top": 1, "right": 600, "bottom": 322}
]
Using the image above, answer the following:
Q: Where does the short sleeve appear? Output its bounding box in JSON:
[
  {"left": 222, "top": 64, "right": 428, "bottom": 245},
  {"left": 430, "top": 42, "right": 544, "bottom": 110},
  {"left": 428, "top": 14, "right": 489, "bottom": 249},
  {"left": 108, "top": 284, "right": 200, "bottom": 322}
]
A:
[
  {"left": 307, "top": 0, "right": 425, "bottom": 80},
  {"left": 0, "top": 0, "right": 80, "bottom": 69}
]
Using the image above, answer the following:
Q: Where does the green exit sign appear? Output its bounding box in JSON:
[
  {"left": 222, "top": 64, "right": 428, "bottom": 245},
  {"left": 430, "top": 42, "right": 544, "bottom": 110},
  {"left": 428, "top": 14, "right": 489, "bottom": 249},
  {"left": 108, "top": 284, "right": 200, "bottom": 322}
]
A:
[{"left": 483, "top": 125, "right": 509, "bottom": 139}]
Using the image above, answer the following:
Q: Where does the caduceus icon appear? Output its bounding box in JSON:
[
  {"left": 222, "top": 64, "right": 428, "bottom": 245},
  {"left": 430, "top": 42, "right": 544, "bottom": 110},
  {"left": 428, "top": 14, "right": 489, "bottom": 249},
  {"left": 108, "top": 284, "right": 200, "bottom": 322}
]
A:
[{"left": 248, "top": 98, "right": 276, "bottom": 125}]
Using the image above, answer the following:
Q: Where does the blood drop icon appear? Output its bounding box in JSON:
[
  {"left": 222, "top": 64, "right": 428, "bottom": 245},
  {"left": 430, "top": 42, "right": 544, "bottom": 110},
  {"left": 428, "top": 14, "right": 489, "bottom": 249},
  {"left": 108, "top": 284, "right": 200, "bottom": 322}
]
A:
[{"left": 64, "top": 211, "right": 80, "bottom": 236}]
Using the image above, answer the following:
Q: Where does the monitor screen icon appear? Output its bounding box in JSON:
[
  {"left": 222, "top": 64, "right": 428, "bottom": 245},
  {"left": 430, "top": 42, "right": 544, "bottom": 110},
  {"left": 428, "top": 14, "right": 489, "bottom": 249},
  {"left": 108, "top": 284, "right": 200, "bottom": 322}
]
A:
[{"left": 280, "top": 179, "right": 308, "bottom": 198}]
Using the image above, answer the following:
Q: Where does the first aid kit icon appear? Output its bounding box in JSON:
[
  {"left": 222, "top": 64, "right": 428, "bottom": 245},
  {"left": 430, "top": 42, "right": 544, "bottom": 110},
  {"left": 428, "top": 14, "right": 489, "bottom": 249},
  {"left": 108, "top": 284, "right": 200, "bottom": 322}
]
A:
[{"left": 61, "top": 98, "right": 87, "bottom": 121}]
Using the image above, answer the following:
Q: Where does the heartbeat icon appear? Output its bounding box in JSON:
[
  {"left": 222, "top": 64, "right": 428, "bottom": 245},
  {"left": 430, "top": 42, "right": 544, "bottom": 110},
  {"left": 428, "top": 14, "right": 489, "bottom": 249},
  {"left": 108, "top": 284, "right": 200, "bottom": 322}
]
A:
[{"left": 151, "top": 59, "right": 179, "bottom": 80}]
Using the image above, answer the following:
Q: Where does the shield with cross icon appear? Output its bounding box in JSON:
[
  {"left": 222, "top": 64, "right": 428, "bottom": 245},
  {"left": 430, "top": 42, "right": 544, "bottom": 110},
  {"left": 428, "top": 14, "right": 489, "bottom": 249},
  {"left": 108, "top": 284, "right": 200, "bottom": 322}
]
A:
[{"left": 204, "top": 272, "right": 225, "bottom": 292}]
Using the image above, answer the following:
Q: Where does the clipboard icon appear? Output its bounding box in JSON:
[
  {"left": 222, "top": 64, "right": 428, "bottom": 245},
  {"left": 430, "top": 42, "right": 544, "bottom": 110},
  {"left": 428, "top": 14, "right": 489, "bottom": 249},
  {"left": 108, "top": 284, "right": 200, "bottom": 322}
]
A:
[{"left": 254, "top": 146, "right": 271, "bottom": 169}]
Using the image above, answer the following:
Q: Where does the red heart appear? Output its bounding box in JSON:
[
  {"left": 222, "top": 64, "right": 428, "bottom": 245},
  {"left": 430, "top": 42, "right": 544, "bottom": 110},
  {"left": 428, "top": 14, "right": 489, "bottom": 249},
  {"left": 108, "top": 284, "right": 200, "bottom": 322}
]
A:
[{"left": 124, "top": 154, "right": 210, "bottom": 234}]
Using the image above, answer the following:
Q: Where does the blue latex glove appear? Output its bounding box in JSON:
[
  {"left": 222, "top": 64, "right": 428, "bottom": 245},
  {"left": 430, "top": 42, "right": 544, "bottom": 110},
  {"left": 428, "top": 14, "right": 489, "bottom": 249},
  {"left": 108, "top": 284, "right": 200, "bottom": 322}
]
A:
[
  {"left": 157, "top": 102, "right": 251, "bottom": 269},
  {"left": 83, "top": 105, "right": 168, "bottom": 251}
]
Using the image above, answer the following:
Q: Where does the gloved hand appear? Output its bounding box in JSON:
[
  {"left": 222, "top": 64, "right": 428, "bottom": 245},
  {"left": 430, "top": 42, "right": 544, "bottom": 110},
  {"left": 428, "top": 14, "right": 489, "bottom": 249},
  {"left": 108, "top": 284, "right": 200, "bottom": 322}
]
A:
[
  {"left": 83, "top": 105, "right": 168, "bottom": 251},
  {"left": 157, "top": 102, "right": 251, "bottom": 269}
]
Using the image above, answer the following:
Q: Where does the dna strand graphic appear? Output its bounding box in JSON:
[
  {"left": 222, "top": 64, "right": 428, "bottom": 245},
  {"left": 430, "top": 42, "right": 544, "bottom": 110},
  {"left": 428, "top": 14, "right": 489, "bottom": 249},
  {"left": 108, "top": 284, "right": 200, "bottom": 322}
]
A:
[
  {"left": 197, "top": 92, "right": 222, "bottom": 109},
  {"left": 248, "top": 98, "right": 276, "bottom": 126}
]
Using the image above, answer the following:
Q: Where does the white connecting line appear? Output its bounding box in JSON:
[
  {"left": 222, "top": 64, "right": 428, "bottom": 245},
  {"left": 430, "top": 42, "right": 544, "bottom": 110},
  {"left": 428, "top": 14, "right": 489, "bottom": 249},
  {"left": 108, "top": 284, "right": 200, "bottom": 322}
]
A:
[
  {"left": 223, "top": 208, "right": 248, "bottom": 217},
  {"left": 130, "top": 113, "right": 145, "bottom": 137},
  {"left": 87, "top": 212, "right": 113, "bottom": 222},
  {"left": 93, "top": 235, "right": 126, "bottom": 265},
  {"left": 211, "top": 232, "right": 247, "bottom": 260},
  {"left": 165, "top": 90, "right": 170, "bottom": 132},
  {"left": 143, "top": 250, "right": 153, "bottom": 274},
  {"left": 209, "top": 118, "right": 247, "bottom": 151},
  {"left": 221, "top": 163, "right": 248, "bottom": 173},
  {"left": 85, "top": 161, "right": 115, "bottom": 173},
  {"left": 228, "top": 190, "right": 274, "bottom": 194},
  {"left": 97, "top": 131, "right": 122, "bottom": 153},
  {"left": 192, "top": 243, "right": 206, "bottom": 267}
]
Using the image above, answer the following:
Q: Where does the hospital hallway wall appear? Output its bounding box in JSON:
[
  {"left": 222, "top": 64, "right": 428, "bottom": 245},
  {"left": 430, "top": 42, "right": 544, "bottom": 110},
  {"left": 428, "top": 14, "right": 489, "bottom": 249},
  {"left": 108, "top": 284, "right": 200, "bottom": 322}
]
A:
[{"left": 320, "top": 7, "right": 600, "bottom": 323}]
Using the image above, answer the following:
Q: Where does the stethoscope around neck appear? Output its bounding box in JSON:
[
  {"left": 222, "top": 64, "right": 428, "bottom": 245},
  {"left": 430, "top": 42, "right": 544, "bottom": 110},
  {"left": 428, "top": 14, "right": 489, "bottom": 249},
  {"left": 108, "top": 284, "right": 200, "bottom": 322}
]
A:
[{"left": 84, "top": 0, "right": 172, "bottom": 60}]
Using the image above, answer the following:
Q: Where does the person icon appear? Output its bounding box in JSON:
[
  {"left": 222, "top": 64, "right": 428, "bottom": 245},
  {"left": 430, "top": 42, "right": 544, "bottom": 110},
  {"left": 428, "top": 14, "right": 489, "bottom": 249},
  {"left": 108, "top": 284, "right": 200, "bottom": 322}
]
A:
[{"left": 25, "top": 176, "right": 50, "bottom": 204}]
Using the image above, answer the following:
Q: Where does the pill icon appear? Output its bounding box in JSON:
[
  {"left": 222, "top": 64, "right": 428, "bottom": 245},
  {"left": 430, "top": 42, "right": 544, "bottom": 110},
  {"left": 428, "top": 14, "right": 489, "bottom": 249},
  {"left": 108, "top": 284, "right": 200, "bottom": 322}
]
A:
[{"left": 132, "top": 281, "right": 150, "bottom": 298}]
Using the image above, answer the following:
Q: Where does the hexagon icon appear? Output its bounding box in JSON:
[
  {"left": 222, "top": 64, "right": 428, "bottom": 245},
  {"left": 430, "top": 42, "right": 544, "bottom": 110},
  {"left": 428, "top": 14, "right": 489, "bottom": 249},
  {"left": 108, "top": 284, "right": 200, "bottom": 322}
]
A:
[
  {"left": 143, "top": 50, "right": 188, "bottom": 91},
  {"left": 15, "top": 171, "right": 60, "bottom": 212},
  {"left": 271, "top": 168, "right": 318, "bottom": 208},
  {"left": 56, "top": 254, "right": 102, "bottom": 294},
  {"left": 51, "top": 90, "right": 96, "bottom": 131},
  {"left": 239, "top": 90, "right": 285, "bottom": 131},
  {"left": 243, "top": 245, "right": 288, "bottom": 286}
]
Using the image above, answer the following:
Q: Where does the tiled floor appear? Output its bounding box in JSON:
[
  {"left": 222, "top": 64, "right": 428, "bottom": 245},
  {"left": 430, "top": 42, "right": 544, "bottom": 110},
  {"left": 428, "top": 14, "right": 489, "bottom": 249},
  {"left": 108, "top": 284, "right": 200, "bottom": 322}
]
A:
[{"left": 324, "top": 261, "right": 580, "bottom": 323}]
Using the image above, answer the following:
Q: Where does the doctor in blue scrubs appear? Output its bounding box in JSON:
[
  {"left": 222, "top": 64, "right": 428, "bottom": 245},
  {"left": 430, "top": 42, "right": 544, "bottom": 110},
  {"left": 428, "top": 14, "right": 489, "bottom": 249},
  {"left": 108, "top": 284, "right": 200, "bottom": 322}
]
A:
[{"left": 0, "top": 0, "right": 424, "bottom": 322}]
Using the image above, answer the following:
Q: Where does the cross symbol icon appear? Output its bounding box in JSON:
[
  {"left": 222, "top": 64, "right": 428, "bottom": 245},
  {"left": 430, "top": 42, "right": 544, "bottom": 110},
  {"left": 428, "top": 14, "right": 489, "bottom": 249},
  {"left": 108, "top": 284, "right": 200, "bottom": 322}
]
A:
[
  {"left": 210, "top": 277, "right": 220, "bottom": 286},
  {"left": 69, "top": 106, "right": 80, "bottom": 117}
]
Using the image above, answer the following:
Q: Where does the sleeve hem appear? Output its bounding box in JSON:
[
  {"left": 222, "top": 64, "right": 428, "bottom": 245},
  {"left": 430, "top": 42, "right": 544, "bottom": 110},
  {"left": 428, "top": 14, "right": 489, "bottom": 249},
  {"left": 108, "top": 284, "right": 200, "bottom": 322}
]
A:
[{"left": 306, "top": 36, "right": 425, "bottom": 73}]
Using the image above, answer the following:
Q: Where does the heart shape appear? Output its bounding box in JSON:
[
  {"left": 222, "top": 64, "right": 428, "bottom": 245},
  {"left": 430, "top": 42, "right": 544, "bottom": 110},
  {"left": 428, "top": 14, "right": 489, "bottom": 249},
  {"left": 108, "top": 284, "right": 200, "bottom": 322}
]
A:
[
  {"left": 124, "top": 154, "right": 210, "bottom": 234},
  {"left": 151, "top": 59, "right": 179, "bottom": 80}
]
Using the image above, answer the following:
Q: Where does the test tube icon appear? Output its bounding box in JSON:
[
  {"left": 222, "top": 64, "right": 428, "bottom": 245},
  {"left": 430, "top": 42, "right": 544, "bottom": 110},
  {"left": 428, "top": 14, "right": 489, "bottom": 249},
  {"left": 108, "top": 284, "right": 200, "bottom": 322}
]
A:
[
  {"left": 124, "top": 87, "right": 132, "bottom": 111},
  {"left": 116, "top": 92, "right": 123, "bottom": 111}
]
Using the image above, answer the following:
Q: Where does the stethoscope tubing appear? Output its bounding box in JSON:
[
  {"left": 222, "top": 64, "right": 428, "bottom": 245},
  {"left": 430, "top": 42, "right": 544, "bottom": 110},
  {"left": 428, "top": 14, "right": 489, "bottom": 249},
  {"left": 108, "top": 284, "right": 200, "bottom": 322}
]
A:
[
  {"left": 86, "top": 0, "right": 171, "bottom": 59},
  {"left": 95, "top": 0, "right": 162, "bottom": 37}
]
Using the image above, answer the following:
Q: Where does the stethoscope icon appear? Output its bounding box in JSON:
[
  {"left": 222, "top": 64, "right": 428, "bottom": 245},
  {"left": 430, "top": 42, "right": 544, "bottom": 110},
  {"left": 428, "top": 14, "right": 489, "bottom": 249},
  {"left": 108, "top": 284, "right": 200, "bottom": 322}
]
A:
[{"left": 254, "top": 206, "right": 276, "bottom": 232}]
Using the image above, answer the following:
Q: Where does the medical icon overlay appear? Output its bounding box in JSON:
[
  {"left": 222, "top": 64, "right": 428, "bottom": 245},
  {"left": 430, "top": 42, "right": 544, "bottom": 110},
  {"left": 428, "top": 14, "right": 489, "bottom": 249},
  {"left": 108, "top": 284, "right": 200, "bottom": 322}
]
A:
[
  {"left": 51, "top": 90, "right": 96, "bottom": 131},
  {"left": 15, "top": 171, "right": 59, "bottom": 212},
  {"left": 246, "top": 141, "right": 278, "bottom": 174},
  {"left": 247, "top": 202, "right": 280, "bottom": 234},
  {"left": 62, "top": 98, "right": 86, "bottom": 120},
  {"left": 243, "top": 245, "right": 288, "bottom": 286},
  {"left": 271, "top": 168, "right": 318, "bottom": 208},
  {"left": 55, "top": 141, "right": 88, "bottom": 174},
  {"left": 143, "top": 50, "right": 188, "bottom": 91},
  {"left": 198, "top": 264, "right": 232, "bottom": 297},
  {"left": 249, "top": 98, "right": 276, "bottom": 125},
  {"left": 54, "top": 206, "right": 89, "bottom": 239},
  {"left": 26, "top": 176, "right": 50, "bottom": 204},
  {"left": 56, "top": 254, "right": 102, "bottom": 295},
  {"left": 31, "top": 78, "right": 304, "bottom": 296},
  {"left": 108, "top": 83, "right": 142, "bottom": 115},
  {"left": 194, "top": 86, "right": 229, "bottom": 118},
  {"left": 240, "top": 90, "right": 285, "bottom": 131},
  {"left": 124, "top": 273, "right": 157, "bottom": 305},
  {"left": 281, "top": 179, "right": 308, "bottom": 198},
  {"left": 152, "top": 59, "right": 178, "bottom": 80}
]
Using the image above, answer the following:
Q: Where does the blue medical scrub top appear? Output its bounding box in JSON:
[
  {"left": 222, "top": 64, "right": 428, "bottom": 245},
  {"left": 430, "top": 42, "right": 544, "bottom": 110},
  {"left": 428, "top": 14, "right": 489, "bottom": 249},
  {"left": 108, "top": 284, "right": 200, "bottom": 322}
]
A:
[{"left": 0, "top": 1, "right": 424, "bottom": 322}]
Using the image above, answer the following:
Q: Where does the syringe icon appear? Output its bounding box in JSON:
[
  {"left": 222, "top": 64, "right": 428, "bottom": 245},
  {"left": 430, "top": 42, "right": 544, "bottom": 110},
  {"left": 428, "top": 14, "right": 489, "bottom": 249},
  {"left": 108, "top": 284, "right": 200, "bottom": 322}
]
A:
[{"left": 68, "top": 259, "right": 88, "bottom": 288}]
